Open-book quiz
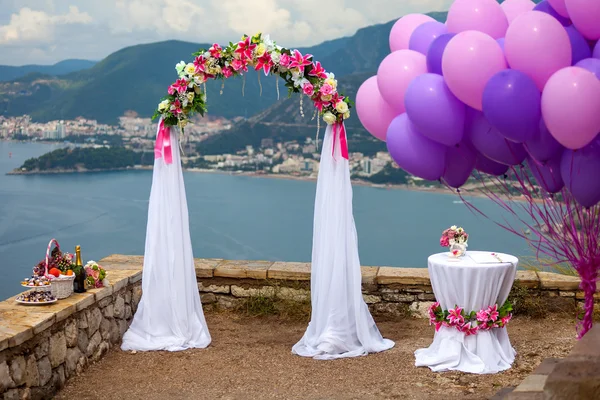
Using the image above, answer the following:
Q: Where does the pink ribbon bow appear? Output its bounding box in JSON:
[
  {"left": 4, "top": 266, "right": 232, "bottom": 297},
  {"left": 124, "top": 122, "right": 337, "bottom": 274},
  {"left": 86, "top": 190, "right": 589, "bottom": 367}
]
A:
[
  {"left": 154, "top": 119, "right": 172, "bottom": 164},
  {"left": 332, "top": 122, "right": 349, "bottom": 160}
]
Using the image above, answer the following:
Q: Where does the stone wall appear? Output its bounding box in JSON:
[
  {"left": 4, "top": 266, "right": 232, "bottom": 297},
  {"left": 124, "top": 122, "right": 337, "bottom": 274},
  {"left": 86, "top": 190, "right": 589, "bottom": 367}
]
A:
[
  {"left": 0, "top": 269, "right": 141, "bottom": 400},
  {"left": 101, "top": 255, "right": 597, "bottom": 319}
]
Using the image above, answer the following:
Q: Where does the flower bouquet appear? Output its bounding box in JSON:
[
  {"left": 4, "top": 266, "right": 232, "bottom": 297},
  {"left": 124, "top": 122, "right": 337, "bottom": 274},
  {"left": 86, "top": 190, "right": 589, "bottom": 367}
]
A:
[
  {"left": 440, "top": 225, "right": 469, "bottom": 258},
  {"left": 84, "top": 261, "right": 108, "bottom": 289}
]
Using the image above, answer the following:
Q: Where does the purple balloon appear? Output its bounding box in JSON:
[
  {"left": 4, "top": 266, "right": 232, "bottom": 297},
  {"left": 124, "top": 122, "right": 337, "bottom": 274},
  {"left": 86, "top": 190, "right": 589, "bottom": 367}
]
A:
[
  {"left": 533, "top": 0, "right": 571, "bottom": 26},
  {"left": 475, "top": 153, "right": 509, "bottom": 176},
  {"left": 442, "top": 140, "right": 476, "bottom": 188},
  {"left": 426, "top": 33, "right": 455, "bottom": 75},
  {"left": 468, "top": 110, "right": 528, "bottom": 166},
  {"left": 497, "top": 38, "right": 505, "bottom": 51},
  {"left": 526, "top": 157, "right": 564, "bottom": 193},
  {"left": 594, "top": 40, "right": 600, "bottom": 59},
  {"left": 561, "top": 135, "right": 600, "bottom": 207},
  {"left": 404, "top": 73, "right": 465, "bottom": 146},
  {"left": 386, "top": 113, "right": 447, "bottom": 180},
  {"left": 575, "top": 58, "right": 600, "bottom": 79},
  {"left": 566, "top": 25, "right": 592, "bottom": 65},
  {"left": 409, "top": 21, "right": 448, "bottom": 55},
  {"left": 524, "top": 118, "right": 564, "bottom": 163},
  {"left": 482, "top": 69, "right": 541, "bottom": 143}
]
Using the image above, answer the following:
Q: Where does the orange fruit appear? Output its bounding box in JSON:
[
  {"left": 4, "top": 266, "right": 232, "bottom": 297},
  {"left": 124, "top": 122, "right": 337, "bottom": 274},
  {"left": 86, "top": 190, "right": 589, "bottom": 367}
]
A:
[
  {"left": 66, "top": 270, "right": 74, "bottom": 276},
  {"left": 49, "top": 268, "right": 61, "bottom": 277}
]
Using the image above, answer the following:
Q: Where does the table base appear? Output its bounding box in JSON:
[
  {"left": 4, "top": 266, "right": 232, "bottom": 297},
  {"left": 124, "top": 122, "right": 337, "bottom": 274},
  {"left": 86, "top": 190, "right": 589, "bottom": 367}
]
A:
[{"left": 414, "top": 326, "right": 516, "bottom": 374}]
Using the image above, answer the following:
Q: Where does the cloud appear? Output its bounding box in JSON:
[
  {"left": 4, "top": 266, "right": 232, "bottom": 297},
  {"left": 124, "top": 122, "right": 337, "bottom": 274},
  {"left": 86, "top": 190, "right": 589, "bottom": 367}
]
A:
[
  {"left": 0, "top": 5, "right": 92, "bottom": 45},
  {"left": 0, "top": 0, "right": 453, "bottom": 65}
]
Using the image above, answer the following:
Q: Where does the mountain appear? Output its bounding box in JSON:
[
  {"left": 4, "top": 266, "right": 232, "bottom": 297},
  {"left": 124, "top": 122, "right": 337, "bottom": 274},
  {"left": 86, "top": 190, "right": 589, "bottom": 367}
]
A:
[
  {"left": 0, "top": 59, "right": 97, "bottom": 82},
  {"left": 0, "top": 11, "right": 447, "bottom": 124}
]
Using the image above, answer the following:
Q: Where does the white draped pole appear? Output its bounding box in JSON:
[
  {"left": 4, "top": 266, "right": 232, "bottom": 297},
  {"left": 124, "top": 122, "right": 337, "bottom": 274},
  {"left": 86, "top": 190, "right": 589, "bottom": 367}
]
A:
[
  {"left": 122, "top": 120, "right": 211, "bottom": 352},
  {"left": 292, "top": 122, "right": 395, "bottom": 360}
]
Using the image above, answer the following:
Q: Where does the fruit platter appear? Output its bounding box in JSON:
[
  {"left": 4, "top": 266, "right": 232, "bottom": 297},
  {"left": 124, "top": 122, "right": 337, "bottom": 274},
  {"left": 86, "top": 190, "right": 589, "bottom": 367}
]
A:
[
  {"left": 16, "top": 290, "right": 57, "bottom": 305},
  {"left": 21, "top": 275, "right": 52, "bottom": 290}
]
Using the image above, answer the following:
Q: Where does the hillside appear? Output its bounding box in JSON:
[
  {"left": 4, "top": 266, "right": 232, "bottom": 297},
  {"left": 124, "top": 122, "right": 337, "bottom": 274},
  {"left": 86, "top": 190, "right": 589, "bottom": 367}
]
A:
[
  {"left": 0, "top": 11, "right": 447, "bottom": 124},
  {"left": 0, "top": 59, "right": 96, "bottom": 82}
]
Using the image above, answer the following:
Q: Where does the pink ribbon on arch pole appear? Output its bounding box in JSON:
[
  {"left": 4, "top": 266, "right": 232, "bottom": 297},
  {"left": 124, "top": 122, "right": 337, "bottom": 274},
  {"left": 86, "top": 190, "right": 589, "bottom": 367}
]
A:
[
  {"left": 154, "top": 119, "right": 173, "bottom": 164},
  {"left": 332, "top": 122, "right": 349, "bottom": 160}
]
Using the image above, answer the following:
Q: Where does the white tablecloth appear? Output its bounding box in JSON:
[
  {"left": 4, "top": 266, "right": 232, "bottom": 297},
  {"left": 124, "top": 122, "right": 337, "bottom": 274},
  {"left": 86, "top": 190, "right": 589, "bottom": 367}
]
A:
[{"left": 414, "top": 251, "right": 518, "bottom": 374}]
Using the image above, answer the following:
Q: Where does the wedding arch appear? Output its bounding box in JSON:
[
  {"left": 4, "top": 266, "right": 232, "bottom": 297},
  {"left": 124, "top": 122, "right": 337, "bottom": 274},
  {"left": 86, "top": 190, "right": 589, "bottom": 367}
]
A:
[{"left": 122, "top": 33, "right": 394, "bottom": 359}]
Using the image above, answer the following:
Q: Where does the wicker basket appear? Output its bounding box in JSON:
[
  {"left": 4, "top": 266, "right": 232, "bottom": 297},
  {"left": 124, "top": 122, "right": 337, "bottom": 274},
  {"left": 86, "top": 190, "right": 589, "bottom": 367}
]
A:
[{"left": 44, "top": 239, "right": 75, "bottom": 299}]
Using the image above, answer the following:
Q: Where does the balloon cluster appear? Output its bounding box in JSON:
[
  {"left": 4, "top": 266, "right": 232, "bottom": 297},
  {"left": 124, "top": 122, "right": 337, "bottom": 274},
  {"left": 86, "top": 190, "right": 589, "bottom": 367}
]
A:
[{"left": 356, "top": 0, "right": 600, "bottom": 207}]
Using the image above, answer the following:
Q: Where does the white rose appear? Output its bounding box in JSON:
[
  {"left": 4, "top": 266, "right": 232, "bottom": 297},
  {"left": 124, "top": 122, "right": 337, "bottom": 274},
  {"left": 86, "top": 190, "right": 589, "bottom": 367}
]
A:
[
  {"left": 187, "top": 92, "right": 195, "bottom": 103},
  {"left": 321, "top": 94, "right": 332, "bottom": 101},
  {"left": 158, "top": 100, "right": 170, "bottom": 112},
  {"left": 335, "top": 101, "right": 349, "bottom": 114},
  {"left": 175, "top": 61, "right": 186, "bottom": 76},
  {"left": 323, "top": 111, "right": 336, "bottom": 125},
  {"left": 271, "top": 51, "right": 281, "bottom": 64},
  {"left": 185, "top": 63, "right": 196, "bottom": 76},
  {"left": 255, "top": 43, "right": 267, "bottom": 57},
  {"left": 325, "top": 78, "right": 337, "bottom": 89},
  {"left": 343, "top": 111, "right": 351, "bottom": 120}
]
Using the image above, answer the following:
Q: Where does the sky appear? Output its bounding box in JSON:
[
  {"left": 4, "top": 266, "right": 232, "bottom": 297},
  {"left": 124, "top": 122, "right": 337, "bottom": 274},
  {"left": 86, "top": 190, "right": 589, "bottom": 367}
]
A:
[{"left": 0, "top": 0, "right": 453, "bottom": 66}]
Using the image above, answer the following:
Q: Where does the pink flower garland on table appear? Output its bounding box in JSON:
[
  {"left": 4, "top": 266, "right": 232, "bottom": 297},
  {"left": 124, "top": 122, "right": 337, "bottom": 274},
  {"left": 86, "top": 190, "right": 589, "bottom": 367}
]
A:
[
  {"left": 428, "top": 301, "right": 513, "bottom": 336},
  {"left": 153, "top": 33, "right": 353, "bottom": 131}
]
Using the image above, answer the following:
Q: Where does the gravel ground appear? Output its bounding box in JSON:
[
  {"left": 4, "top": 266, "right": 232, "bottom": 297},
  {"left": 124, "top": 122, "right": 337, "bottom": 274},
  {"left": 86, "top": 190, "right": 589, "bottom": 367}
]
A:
[{"left": 56, "top": 313, "right": 577, "bottom": 400}]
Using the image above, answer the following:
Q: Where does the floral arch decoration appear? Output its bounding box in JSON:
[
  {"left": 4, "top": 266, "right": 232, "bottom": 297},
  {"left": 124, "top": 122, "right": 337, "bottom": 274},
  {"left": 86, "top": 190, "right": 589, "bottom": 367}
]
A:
[{"left": 152, "top": 33, "right": 353, "bottom": 163}]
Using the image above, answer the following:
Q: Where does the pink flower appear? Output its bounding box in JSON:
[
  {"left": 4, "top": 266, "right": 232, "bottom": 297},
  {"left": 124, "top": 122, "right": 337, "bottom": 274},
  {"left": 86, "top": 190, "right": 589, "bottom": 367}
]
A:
[
  {"left": 279, "top": 53, "right": 291, "bottom": 67},
  {"left": 168, "top": 78, "right": 188, "bottom": 95},
  {"left": 209, "top": 43, "right": 222, "bottom": 58},
  {"left": 487, "top": 305, "right": 499, "bottom": 322},
  {"left": 460, "top": 322, "right": 479, "bottom": 336},
  {"left": 440, "top": 237, "right": 450, "bottom": 247},
  {"left": 447, "top": 230, "right": 456, "bottom": 238},
  {"left": 171, "top": 99, "right": 183, "bottom": 114},
  {"left": 302, "top": 82, "right": 314, "bottom": 96},
  {"left": 288, "top": 49, "right": 313, "bottom": 71},
  {"left": 476, "top": 309, "right": 489, "bottom": 322},
  {"left": 231, "top": 58, "right": 248, "bottom": 72},
  {"left": 447, "top": 306, "right": 464, "bottom": 325},
  {"left": 500, "top": 314, "right": 512, "bottom": 326},
  {"left": 435, "top": 321, "right": 446, "bottom": 332},
  {"left": 222, "top": 66, "right": 233, "bottom": 78},
  {"left": 255, "top": 53, "right": 273, "bottom": 76},
  {"left": 320, "top": 83, "right": 333, "bottom": 95},
  {"left": 309, "top": 61, "right": 327, "bottom": 79},
  {"left": 235, "top": 36, "right": 256, "bottom": 60},
  {"left": 312, "top": 97, "right": 331, "bottom": 112}
]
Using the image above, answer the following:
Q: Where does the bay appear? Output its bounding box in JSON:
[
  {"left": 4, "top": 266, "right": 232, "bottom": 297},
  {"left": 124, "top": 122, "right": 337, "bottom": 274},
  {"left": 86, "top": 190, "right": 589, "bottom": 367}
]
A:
[{"left": 0, "top": 141, "right": 531, "bottom": 300}]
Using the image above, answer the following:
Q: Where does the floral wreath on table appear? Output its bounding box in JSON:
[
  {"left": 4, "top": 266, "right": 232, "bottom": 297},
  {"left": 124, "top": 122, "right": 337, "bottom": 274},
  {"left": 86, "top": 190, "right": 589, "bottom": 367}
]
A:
[
  {"left": 428, "top": 301, "right": 513, "bottom": 336},
  {"left": 153, "top": 32, "right": 353, "bottom": 132}
]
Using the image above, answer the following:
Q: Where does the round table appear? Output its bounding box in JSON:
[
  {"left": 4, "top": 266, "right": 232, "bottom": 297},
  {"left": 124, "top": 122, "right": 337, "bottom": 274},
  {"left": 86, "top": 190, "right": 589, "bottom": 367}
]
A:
[{"left": 414, "top": 251, "right": 518, "bottom": 374}]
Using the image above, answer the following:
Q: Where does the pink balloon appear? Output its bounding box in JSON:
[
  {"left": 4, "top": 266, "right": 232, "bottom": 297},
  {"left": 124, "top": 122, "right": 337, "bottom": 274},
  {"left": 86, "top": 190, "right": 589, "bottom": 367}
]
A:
[
  {"left": 565, "top": 0, "right": 600, "bottom": 40},
  {"left": 447, "top": 0, "right": 509, "bottom": 39},
  {"left": 442, "top": 31, "right": 507, "bottom": 110},
  {"left": 501, "top": 0, "right": 536, "bottom": 24},
  {"left": 548, "top": 0, "right": 570, "bottom": 17},
  {"left": 542, "top": 67, "right": 600, "bottom": 149},
  {"left": 377, "top": 50, "right": 427, "bottom": 113},
  {"left": 389, "top": 14, "right": 435, "bottom": 52},
  {"left": 356, "top": 76, "right": 397, "bottom": 141},
  {"left": 505, "top": 11, "right": 572, "bottom": 90}
]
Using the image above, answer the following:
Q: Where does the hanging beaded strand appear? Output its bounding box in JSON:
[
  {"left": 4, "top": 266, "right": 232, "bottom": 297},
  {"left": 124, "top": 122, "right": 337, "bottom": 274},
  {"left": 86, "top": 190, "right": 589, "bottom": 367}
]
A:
[
  {"left": 220, "top": 81, "right": 225, "bottom": 95},
  {"left": 258, "top": 73, "right": 262, "bottom": 96},
  {"left": 299, "top": 95, "right": 304, "bottom": 118},
  {"left": 275, "top": 75, "right": 280, "bottom": 100}
]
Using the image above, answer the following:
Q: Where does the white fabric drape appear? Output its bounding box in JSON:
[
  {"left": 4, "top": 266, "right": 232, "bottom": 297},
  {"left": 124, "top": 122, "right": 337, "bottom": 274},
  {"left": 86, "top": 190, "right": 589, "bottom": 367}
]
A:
[
  {"left": 414, "top": 252, "right": 517, "bottom": 374},
  {"left": 292, "top": 124, "right": 395, "bottom": 360},
  {"left": 121, "top": 124, "right": 211, "bottom": 352}
]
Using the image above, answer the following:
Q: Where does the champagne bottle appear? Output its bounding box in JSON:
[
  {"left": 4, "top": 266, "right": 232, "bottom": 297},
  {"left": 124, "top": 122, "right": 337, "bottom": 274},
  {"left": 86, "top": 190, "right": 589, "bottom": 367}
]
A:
[{"left": 73, "top": 245, "right": 86, "bottom": 293}]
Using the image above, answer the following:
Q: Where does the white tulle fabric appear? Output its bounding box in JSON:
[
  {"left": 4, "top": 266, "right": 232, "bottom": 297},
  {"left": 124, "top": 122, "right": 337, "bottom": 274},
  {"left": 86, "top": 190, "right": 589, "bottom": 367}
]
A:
[
  {"left": 414, "top": 252, "right": 518, "bottom": 374},
  {"left": 121, "top": 124, "right": 211, "bottom": 352},
  {"left": 292, "top": 124, "right": 395, "bottom": 360}
]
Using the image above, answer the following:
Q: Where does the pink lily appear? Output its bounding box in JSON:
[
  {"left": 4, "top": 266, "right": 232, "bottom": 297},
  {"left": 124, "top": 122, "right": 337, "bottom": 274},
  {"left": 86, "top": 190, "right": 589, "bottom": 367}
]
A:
[
  {"left": 487, "top": 305, "right": 499, "bottom": 321},
  {"left": 288, "top": 49, "right": 313, "bottom": 71},
  {"left": 500, "top": 314, "right": 512, "bottom": 326},
  {"left": 309, "top": 61, "right": 327, "bottom": 79},
  {"left": 447, "top": 306, "right": 464, "bottom": 325},
  {"left": 168, "top": 78, "right": 188, "bottom": 95},
  {"left": 460, "top": 322, "right": 479, "bottom": 336},
  {"left": 255, "top": 53, "right": 273, "bottom": 76},
  {"left": 171, "top": 99, "right": 183, "bottom": 114},
  {"left": 302, "top": 82, "right": 314, "bottom": 96},
  {"left": 194, "top": 55, "right": 207, "bottom": 71},
  {"left": 476, "top": 309, "right": 489, "bottom": 322},
  {"left": 235, "top": 36, "right": 257, "bottom": 60},
  {"left": 231, "top": 58, "right": 248, "bottom": 72},
  {"left": 434, "top": 321, "right": 446, "bottom": 332},
  {"left": 279, "top": 53, "right": 291, "bottom": 67},
  {"left": 312, "top": 96, "right": 331, "bottom": 112},
  {"left": 209, "top": 43, "right": 222, "bottom": 58},
  {"left": 222, "top": 66, "right": 234, "bottom": 78}
]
